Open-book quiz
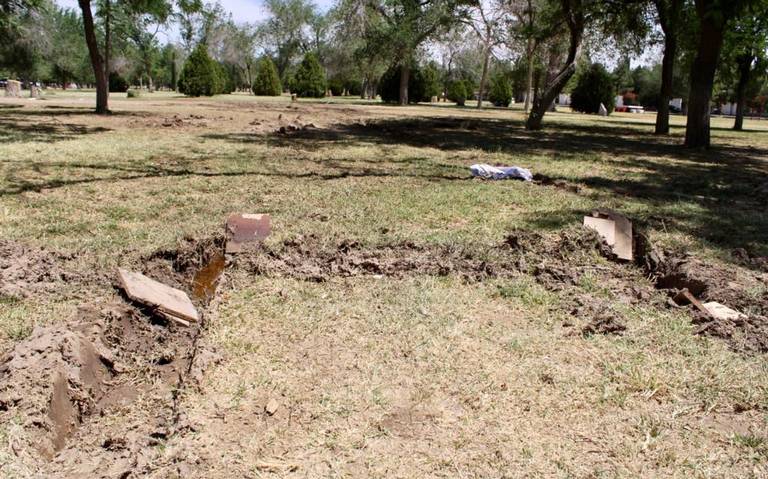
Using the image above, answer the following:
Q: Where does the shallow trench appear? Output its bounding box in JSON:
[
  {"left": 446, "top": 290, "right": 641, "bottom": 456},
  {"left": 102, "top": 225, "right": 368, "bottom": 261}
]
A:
[{"left": 0, "top": 228, "right": 766, "bottom": 475}]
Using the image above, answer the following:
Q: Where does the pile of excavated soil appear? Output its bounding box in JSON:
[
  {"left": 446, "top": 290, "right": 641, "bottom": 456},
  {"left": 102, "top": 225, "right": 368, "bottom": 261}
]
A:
[
  {"left": 0, "top": 302, "right": 215, "bottom": 474},
  {"left": 646, "top": 249, "right": 768, "bottom": 353},
  {"left": 0, "top": 237, "right": 224, "bottom": 476},
  {"left": 1, "top": 224, "right": 766, "bottom": 475},
  {"left": 0, "top": 240, "right": 79, "bottom": 299}
]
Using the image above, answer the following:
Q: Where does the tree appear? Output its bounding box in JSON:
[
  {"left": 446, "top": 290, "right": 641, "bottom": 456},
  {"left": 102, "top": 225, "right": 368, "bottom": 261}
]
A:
[
  {"left": 124, "top": 0, "right": 171, "bottom": 92},
  {"left": 511, "top": 0, "right": 554, "bottom": 113},
  {"left": 420, "top": 61, "right": 441, "bottom": 100},
  {"left": 364, "top": 0, "right": 468, "bottom": 105},
  {"left": 465, "top": 0, "right": 510, "bottom": 108},
  {"left": 684, "top": 0, "right": 753, "bottom": 147},
  {"left": 719, "top": 3, "right": 768, "bottom": 130},
  {"left": 447, "top": 79, "right": 467, "bottom": 105},
  {"left": 48, "top": 6, "right": 90, "bottom": 87},
  {"left": 525, "top": 0, "right": 585, "bottom": 130},
  {"left": 75, "top": 0, "right": 174, "bottom": 113},
  {"left": 178, "top": 41, "right": 220, "bottom": 96},
  {"left": 571, "top": 62, "right": 615, "bottom": 114},
  {"left": 252, "top": 56, "right": 282, "bottom": 95},
  {"left": 488, "top": 70, "right": 512, "bottom": 106},
  {"left": 259, "top": 0, "right": 316, "bottom": 78},
  {"left": 292, "top": 51, "right": 325, "bottom": 97},
  {"left": 652, "top": 0, "right": 685, "bottom": 134}
]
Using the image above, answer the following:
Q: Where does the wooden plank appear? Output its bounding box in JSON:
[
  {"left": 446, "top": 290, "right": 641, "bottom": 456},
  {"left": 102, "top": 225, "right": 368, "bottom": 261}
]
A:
[{"left": 117, "top": 269, "right": 199, "bottom": 325}]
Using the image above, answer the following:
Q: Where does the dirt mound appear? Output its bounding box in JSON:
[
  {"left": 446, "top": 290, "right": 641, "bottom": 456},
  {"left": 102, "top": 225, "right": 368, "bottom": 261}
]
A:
[
  {"left": 0, "top": 240, "right": 76, "bottom": 299},
  {"left": 237, "top": 234, "right": 515, "bottom": 283},
  {"left": 0, "top": 303, "right": 207, "bottom": 463},
  {"left": 643, "top": 248, "right": 768, "bottom": 352}
]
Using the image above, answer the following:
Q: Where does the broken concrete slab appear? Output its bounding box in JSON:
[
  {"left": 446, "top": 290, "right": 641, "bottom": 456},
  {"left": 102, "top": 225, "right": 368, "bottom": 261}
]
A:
[
  {"left": 225, "top": 213, "right": 271, "bottom": 253},
  {"left": 584, "top": 209, "right": 633, "bottom": 261},
  {"left": 703, "top": 302, "right": 747, "bottom": 321},
  {"left": 117, "top": 269, "right": 199, "bottom": 326}
]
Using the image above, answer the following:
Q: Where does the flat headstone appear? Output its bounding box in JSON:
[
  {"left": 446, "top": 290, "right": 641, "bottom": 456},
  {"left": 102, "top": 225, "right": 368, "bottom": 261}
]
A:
[
  {"left": 117, "top": 269, "right": 199, "bottom": 325},
  {"left": 584, "top": 210, "right": 633, "bottom": 261},
  {"left": 225, "top": 213, "right": 271, "bottom": 253}
]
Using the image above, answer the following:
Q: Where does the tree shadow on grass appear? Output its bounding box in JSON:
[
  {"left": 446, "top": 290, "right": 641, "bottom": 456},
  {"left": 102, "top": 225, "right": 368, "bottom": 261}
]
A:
[
  {"left": 204, "top": 116, "right": 768, "bottom": 257},
  {"left": 0, "top": 157, "right": 469, "bottom": 198},
  {"left": 0, "top": 118, "right": 111, "bottom": 143},
  {"left": 0, "top": 107, "right": 157, "bottom": 143}
]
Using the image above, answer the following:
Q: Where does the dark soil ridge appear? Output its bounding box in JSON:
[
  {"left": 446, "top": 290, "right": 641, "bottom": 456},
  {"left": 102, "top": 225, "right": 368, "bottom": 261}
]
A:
[
  {"left": 234, "top": 229, "right": 767, "bottom": 353},
  {"left": 0, "top": 226, "right": 766, "bottom": 473}
]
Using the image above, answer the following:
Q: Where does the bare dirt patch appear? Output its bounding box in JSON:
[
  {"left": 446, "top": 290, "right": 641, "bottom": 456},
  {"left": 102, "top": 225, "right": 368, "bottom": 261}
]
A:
[
  {"left": 0, "top": 238, "right": 224, "bottom": 476},
  {"left": 1, "top": 222, "right": 766, "bottom": 474},
  {"left": 0, "top": 239, "right": 80, "bottom": 299},
  {"left": 641, "top": 245, "right": 768, "bottom": 352}
]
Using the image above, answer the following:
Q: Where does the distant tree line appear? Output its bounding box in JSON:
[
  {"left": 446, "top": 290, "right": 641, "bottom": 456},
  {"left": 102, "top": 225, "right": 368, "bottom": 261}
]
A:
[{"left": 1, "top": 0, "right": 766, "bottom": 147}]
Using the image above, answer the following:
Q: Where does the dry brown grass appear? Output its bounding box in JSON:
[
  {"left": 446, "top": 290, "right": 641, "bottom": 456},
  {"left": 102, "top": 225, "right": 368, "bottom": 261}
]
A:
[{"left": 0, "top": 91, "right": 767, "bottom": 477}]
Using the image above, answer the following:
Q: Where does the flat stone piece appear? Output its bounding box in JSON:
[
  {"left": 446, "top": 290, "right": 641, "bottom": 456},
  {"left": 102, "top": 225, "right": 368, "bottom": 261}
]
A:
[
  {"left": 584, "top": 210, "right": 633, "bottom": 261},
  {"left": 703, "top": 301, "right": 747, "bottom": 321},
  {"left": 225, "top": 213, "right": 271, "bottom": 253},
  {"left": 117, "top": 269, "right": 199, "bottom": 324}
]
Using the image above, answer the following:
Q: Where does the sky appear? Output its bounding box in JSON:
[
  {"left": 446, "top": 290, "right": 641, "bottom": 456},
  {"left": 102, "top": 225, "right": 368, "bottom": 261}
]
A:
[
  {"left": 57, "top": 0, "right": 336, "bottom": 21},
  {"left": 55, "top": 0, "right": 335, "bottom": 42}
]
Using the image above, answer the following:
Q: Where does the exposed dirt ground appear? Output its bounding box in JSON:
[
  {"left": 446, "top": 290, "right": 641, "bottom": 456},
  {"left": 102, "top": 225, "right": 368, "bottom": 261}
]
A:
[{"left": 0, "top": 92, "right": 767, "bottom": 477}]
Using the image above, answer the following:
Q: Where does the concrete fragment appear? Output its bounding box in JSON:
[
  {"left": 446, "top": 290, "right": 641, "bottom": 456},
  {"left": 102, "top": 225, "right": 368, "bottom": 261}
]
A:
[
  {"left": 703, "top": 302, "right": 747, "bottom": 321},
  {"left": 265, "top": 398, "right": 279, "bottom": 415},
  {"left": 117, "top": 269, "right": 199, "bottom": 325},
  {"left": 225, "top": 213, "right": 271, "bottom": 253},
  {"left": 584, "top": 209, "right": 633, "bottom": 261}
]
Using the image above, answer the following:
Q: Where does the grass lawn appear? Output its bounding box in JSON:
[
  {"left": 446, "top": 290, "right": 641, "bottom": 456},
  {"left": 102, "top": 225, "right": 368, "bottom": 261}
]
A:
[{"left": 0, "top": 90, "right": 767, "bottom": 477}]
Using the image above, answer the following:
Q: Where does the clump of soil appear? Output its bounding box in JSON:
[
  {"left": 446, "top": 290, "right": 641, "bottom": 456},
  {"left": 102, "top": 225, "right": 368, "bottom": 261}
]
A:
[
  {"left": 0, "top": 302, "right": 207, "bottom": 463},
  {"left": 532, "top": 173, "right": 582, "bottom": 194},
  {"left": 732, "top": 248, "right": 768, "bottom": 273},
  {"left": 237, "top": 234, "right": 515, "bottom": 283},
  {"left": 693, "top": 312, "right": 768, "bottom": 354},
  {"left": 0, "top": 239, "right": 78, "bottom": 299},
  {"left": 582, "top": 315, "right": 627, "bottom": 336},
  {"left": 642, "top": 247, "right": 768, "bottom": 352}
]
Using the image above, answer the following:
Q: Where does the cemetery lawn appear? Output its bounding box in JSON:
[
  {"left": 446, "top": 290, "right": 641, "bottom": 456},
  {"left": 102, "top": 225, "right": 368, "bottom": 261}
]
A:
[{"left": 1, "top": 91, "right": 767, "bottom": 477}]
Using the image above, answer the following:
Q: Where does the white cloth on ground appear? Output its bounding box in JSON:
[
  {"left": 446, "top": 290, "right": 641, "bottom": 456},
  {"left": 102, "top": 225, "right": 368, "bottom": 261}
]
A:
[{"left": 470, "top": 164, "right": 533, "bottom": 181}]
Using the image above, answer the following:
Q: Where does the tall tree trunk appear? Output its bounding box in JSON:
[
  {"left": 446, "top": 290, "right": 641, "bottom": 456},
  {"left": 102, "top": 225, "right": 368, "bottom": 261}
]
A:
[
  {"left": 399, "top": 64, "right": 410, "bottom": 105},
  {"left": 171, "top": 50, "right": 177, "bottom": 91},
  {"left": 654, "top": 0, "right": 681, "bottom": 135},
  {"left": 655, "top": 33, "right": 676, "bottom": 134},
  {"left": 78, "top": 0, "right": 108, "bottom": 114},
  {"left": 477, "top": 42, "right": 491, "bottom": 109},
  {"left": 733, "top": 54, "right": 752, "bottom": 131},
  {"left": 524, "top": 38, "right": 534, "bottom": 113},
  {"left": 526, "top": 0, "right": 583, "bottom": 130},
  {"left": 684, "top": 0, "right": 727, "bottom": 148}
]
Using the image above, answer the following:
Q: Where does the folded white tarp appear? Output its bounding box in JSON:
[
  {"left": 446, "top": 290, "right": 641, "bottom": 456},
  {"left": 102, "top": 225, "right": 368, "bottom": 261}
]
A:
[{"left": 470, "top": 164, "right": 533, "bottom": 181}]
